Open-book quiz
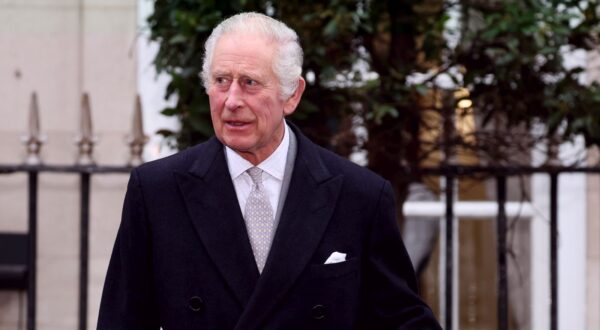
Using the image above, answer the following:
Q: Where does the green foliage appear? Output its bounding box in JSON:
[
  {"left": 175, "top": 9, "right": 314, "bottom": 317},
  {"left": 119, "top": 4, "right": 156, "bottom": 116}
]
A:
[
  {"left": 148, "top": 0, "right": 600, "bottom": 174},
  {"left": 457, "top": 0, "right": 600, "bottom": 146}
]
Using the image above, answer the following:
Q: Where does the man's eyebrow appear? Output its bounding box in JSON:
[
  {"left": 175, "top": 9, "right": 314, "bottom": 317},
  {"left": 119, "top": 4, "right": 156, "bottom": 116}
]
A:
[
  {"left": 211, "top": 70, "right": 231, "bottom": 77},
  {"left": 241, "top": 71, "right": 268, "bottom": 80},
  {"left": 212, "top": 70, "right": 266, "bottom": 81}
]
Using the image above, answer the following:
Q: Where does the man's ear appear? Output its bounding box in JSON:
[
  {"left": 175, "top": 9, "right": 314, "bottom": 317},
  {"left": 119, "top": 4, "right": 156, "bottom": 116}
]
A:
[{"left": 283, "top": 77, "right": 306, "bottom": 116}]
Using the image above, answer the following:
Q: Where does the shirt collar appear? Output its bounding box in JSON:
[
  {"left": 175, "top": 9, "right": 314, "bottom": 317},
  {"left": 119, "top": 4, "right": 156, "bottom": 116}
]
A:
[{"left": 225, "top": 123, "right": 290, "bottom": 181}]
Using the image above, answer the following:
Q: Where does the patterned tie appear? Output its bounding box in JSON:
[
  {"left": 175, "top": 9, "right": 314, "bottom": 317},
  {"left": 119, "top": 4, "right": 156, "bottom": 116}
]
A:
[{"left": 244, "top": 167, "right": 274, "bottom": 273}]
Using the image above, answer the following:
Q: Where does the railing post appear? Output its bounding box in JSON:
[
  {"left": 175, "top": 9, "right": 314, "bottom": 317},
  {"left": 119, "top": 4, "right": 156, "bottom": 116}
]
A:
[
  {"left": 549, "top": 173, "right": 558, "bottom": 330},
  {"left": 27, "top": 171, "right": 38, "bottom": 330},
  {"left": 76, "top": 92, "right": 94, "bottom": 330},
  {"left": 444, "top": 173, "right": 455, "bottom": 330},
  {"left": 496, "top": 175, "right": 508, "bottom": 330},
  {"left": 79, "top": 172, "right": 91, "bottom": 330}
]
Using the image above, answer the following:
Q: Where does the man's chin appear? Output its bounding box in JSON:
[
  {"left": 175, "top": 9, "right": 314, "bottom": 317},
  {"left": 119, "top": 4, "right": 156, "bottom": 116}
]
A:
[{"left": 222, "top": 140, "right": 253, "bottom": 154}]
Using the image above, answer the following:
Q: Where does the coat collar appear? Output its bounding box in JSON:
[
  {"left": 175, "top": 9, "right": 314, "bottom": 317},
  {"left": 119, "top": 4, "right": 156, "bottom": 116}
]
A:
[
  {"left": 175, "top": 137, "right": 260, "bottom": 307},
  {"left": 176, "top": 124, "right": 344, "bottom": 328}
]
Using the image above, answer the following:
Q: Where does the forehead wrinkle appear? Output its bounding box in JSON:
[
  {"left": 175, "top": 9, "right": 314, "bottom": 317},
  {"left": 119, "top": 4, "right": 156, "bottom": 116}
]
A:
[
  {"left": 211, "top": 64, "right": 269, "bottom": 83},
  {"left": 211, "top": 57, "right": 273, "bottom": 83}
]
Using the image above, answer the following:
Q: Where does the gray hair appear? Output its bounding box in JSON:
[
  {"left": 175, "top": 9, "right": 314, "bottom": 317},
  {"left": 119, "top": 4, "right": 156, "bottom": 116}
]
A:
[{"left": 201, "top": 12, "right": 303, "bottom": 99}]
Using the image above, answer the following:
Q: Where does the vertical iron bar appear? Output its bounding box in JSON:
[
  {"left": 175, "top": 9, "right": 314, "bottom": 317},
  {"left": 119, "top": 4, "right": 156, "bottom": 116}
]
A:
[
  {"left": 27, "top": 172, "right": 38, "bottom": 330},
  {"left": 445, "top": 173, "right": 454, "bottom": 330},
  {"left": 79, "top": 172, "right": 90, "bottom": 330},
  {"left": 496, "top": 175, "right": 508, "bottom": 330},
  {"left": 550, "top": 173, "right": 558, "bottom": 330}
]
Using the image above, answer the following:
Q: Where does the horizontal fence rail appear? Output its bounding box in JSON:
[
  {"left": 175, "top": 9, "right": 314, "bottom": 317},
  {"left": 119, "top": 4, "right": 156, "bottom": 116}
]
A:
[
  {"left": 403, "top": 201, "right": 536, "bottom": 219},
  {"left": 0, "top": 164, "right": 133, "bottom": 174}
]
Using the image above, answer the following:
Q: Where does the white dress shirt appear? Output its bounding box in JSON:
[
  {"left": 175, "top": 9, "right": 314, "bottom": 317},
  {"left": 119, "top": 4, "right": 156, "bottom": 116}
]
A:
[{"left": 225, "top": 123, "right": 290, "bottom": 215}]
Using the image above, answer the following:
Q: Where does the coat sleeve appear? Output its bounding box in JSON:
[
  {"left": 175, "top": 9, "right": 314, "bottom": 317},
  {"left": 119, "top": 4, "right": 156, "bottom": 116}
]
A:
[
  {"left": 360, "top": 180, "right": 442, "bottom": 330},
  {"left": 97, "top": 169, "right": 160, "bottom": 329}
]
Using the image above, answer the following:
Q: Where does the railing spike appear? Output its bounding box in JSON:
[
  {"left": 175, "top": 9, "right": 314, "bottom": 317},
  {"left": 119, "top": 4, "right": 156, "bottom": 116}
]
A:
[
  {"left": 127, "top": 94, "right": 148, "bottom": 166},
  {"left": 29, "top": 93, "right": 40, "bottom": 137},
  {"left": 22, "top": 92, "right": 45, "bottom": 165},
  {"left": 75, "top": 93, "right": 96, "bottom": 165}
]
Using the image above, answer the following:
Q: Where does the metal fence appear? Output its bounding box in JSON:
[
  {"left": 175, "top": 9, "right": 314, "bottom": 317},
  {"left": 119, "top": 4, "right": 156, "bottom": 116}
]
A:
[
  {"left": 0, "top": 93, "right": 142, "bottom": 330},
  {"left": 408, "top": 165, "right": 600, "bottom": 330},
  {"left": 0, "top": 93, "right": 599, "bottom": 330}
]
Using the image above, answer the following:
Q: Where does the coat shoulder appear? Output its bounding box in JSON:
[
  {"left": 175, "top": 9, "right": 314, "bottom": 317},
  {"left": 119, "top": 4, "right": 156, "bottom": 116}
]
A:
[
  {"left": 314, "top": 144, "right": 389, "bottom": 195},
  {"left": 133, "top": 138, "right": 220, "bottom": 185}
]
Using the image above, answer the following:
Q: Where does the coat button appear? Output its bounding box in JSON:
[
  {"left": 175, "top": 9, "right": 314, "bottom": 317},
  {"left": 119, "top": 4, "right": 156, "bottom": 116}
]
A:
[
  {"left": 312, "top": 304, "right": 326, "bottom": 320},
  {"left": 188, "top": 296, "right": 204, "bottom": 312}
]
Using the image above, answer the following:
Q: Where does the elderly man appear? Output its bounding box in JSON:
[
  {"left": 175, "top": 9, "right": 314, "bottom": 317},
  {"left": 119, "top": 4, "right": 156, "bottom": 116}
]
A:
[{"left": 98, "top": 12, "right": 441, "bottom": 330}]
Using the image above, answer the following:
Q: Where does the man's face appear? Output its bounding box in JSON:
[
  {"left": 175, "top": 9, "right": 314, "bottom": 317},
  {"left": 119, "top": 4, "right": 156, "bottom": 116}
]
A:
[{"left": 207, "top": 33, "right": 303, "bottom": 165}]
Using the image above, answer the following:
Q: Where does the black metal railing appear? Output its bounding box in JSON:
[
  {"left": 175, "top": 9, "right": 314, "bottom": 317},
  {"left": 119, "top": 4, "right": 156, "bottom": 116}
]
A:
[
  {"left": 0, "top": 92, "right": 146, "bottom": 330},
  {"left": 411, "top": 165, "right": 600, "bottom": 330},
  {"left": 0, "top": 165, "right": 132, "bottom": 330}
]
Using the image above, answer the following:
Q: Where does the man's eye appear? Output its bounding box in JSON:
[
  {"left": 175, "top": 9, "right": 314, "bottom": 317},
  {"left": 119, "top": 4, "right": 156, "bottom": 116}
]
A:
[
  {"left": 245, "top": 79, "right": 258, "bottom": 86},
  {"left": 215, "top": 77, "right": 229, "bottom": 85}
]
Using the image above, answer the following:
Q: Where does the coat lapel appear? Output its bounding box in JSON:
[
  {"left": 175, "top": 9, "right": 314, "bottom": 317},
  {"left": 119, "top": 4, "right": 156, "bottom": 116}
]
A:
[
  {"left": 235, "top": 130, "right": 344, "bottom": 330},
  {"left": 174, "top": 138, "right": 259, "bottom": 308}
]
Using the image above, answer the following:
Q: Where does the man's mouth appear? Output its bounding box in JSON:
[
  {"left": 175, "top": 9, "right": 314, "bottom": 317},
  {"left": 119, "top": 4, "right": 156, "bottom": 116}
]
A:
[
  {"left": 225, "top": 120, "right": 251, "bottom": 128},
  {"left": 227, "top": 121, "right": 246, "bottom": 126}
]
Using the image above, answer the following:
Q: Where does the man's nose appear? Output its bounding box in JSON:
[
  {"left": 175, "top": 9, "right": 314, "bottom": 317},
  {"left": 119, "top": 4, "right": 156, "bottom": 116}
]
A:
[{"left": 224, "top": 81, "right": 243, "bottom": 110}]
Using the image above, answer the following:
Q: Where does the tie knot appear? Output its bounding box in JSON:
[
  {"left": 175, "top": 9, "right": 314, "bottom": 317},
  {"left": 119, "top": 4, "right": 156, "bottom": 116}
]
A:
[{"left": 247, "top": 167, "right": 263, "bottom": 185}]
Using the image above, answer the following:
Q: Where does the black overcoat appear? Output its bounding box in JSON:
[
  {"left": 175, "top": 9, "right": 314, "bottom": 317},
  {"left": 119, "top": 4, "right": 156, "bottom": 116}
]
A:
[{"left": 97, "top": 124, "right": 441, "bottom": 330}]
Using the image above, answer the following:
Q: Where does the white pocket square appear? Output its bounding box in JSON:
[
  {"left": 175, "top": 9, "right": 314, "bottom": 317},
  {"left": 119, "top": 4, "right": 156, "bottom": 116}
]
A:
[{"left": 324, "top": 251, "right": 346, "bottom": 264}]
